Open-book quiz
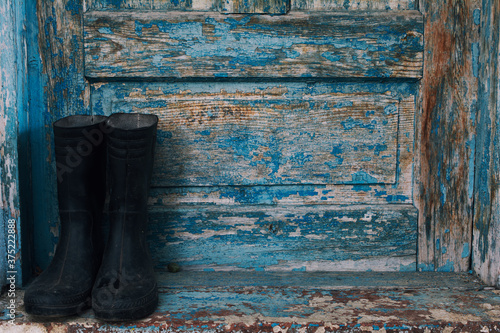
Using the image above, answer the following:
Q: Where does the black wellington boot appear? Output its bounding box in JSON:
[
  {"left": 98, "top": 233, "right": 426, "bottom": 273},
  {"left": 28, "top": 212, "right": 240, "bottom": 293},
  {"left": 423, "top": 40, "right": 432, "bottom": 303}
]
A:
[
  {"left": 24, "top": 115, "right": 108, "bottom": 317},
  {"left": 92, "top": 113, "right": 159, "bottom": 321}
]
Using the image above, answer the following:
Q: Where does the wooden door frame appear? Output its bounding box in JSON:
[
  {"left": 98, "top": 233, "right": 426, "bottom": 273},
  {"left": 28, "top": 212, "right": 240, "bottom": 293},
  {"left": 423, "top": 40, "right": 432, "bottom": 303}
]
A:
[
  {"left": 3, "top": 0, "right": 498, "bottom": 286},
  {"left": 0, "top": 0, "right": 30, "bottom": 287}
]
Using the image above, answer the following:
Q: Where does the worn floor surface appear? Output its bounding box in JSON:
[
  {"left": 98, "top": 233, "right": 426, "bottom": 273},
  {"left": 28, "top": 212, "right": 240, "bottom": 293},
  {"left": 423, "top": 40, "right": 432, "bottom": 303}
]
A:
[{"left": 1, "top": 272, "right": 500, "bottom": 332}]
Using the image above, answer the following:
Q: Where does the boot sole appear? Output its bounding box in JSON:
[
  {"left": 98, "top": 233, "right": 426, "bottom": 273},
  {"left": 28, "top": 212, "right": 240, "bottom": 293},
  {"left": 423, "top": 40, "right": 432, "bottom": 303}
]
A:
[
  {"left": 93, "top": 295, "right": 158, "bottom": 321},
  {"left": 24, "top": 298, "right": 91, "bottom": 317}
]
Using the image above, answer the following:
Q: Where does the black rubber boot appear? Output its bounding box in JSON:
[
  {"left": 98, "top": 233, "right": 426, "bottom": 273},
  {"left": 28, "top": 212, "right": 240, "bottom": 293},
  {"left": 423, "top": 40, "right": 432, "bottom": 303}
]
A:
[
  {"left": 24, "top": 115, "right": 108, "bottom": 317},
  {"left": 92, "top": 113, "right": 159, "bottom": 321}
]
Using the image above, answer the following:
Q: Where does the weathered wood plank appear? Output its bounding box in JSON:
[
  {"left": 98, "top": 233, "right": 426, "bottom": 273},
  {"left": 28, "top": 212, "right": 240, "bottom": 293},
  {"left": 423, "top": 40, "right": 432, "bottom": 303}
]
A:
[
  {"left": 473, "top": 2, "right": 500, "bottom": 287},
  {"left": 92, "top": 81, "right": 416, "bottom": 205},
  {"left": 87, "top": 0, "right": 416, "bottom": 11},
  {"left": 114, "top": 93, "right": 399, "bottom": 186},
  {"left": 33, "top": 0, "right": 89, "bottom": 272},
  {"left": 0, "top": 0, "right": 26, "bottom": 287},
  {"left": 147, "top": 204, "right": 417, "bottom": 272},
  {"left": 221, "top": 0, "right": 289, "bottom": 14},
  {"left": 155, "top": 271, "right": 483, "bottom": 289},
  {"left": 84, "top": 11, "right": 423, "bottom": 79},
  {"left": 86, "top": 0, "right": 199, "bottom": 11},
  {"left": 416, "top": 0, "right": 480, "bottom": 272},
  {"left": 292, "top": 0, "right": 416, "bottom": 10},
  {"left": 5, "top": 273, "right": 500, "bottom": 332}
]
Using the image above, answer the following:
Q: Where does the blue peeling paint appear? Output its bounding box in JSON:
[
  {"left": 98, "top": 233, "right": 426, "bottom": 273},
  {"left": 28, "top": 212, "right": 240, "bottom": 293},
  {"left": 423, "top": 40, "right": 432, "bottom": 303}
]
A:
[
  {"left": 386, "top": 194, "right": 409, "bottom": 203},
  {"left": 98, "top": 27, "right": 114, "bottom": 34},
  {"left": 437, "top": 260, "right": 455, "bottom": 272},
  {"left": 352, "top": 185, "right": 372, "bottom": 192},
  {"left": 418, "top": 263, "right": 435, "bottom": 272},
  {"left": 321, "top": 52, "right": 343, "bottom": 62},
  {"left": 473, "top": 8, "right": 481, "bottom": 25},
  {"left": 472, "top": 43, "right": 479, "bottom": 78},
  {"left": 384, "top": 103, "right": 398, "bottom": 115},
  {"left": 462, "top": 243, "right": 470, "bottom": 258},
  {"left": 349, "top": 171, "right": 378, "bottom": 184},
  {"left": 468, "top": 138, "right": 475, "bottom": 198}
]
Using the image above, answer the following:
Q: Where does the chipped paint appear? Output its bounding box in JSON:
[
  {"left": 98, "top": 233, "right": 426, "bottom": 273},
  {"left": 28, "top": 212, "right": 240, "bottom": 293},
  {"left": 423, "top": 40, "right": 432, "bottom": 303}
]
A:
[
  {"left": 115, "top": 93, "right": 399, "bottom": 186},
  {"left": 416, "top": 0, "right": 480, "bottom": 273},
  {"left": 28, "top": 0, "right": 91, "bottom": 272},
  {"left": 147, "top": 205, "right": 417, "bottom": 272},
  {"left": 84, "top": 11, "right": 423, "bottom": 79},
  {"left": 1, "top": 0, "right": 24, "bottom": 286},
  {"left": 472, "top": 0, "right": 500, "bottom": 286},
  {"left": 221, "top": 0, "right": 289, "bottom": 13},
  {"left": 92, "top": 82, "right": 416, "bottom": 208},
  {"left": 87, "top": 0, "right": 415, "bottom": 11},
  {"left": 3, "top": 272, "right": 500, "bottom": 332}
]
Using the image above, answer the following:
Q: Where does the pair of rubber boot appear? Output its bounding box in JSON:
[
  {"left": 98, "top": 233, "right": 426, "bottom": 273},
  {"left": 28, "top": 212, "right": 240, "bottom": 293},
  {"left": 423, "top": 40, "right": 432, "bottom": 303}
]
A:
[{"left": 24, "top": 113, "right": 159, "bottom": 321}]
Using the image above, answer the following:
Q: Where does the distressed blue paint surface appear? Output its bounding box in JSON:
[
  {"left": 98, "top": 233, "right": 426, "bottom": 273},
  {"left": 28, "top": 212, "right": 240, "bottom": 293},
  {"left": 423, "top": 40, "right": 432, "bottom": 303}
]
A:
[
  {"left": 0, "top": 0, "right": 26, "bottom": 286},
  {"left": 89, "top": 0, "right": 416, "bottom": 11},
  {"left": 472, "top": 0, "right": 500, "bottom": 286},
  {"left": 29, "top": 0, "right": 423, "bottom": 278},
  {"left": 85, "top": 11, "right": 423, "bottom": 79},
  {"left": 418, "top": 1, "right": 479, "bottom": 274},
  {"left": 114, "top": 95, "right": 399, "bottom": 186},
  {"left": 146, "top": 205, "right": 417, "bottom": 271},
  {"left": 89, "top": 0, "right": 194, "bottom": 11},
  {"left": 5, "top": 272, "right": 500, "bottom": 332},
  {"left": 27, "top": 0, "right": 90, "bottom": 273},
  {"left": 221, "top": 0, "right": 289, "bottom": 14},
  {"left": 91, "top": 81, "right": 416, "bottom": 209}
]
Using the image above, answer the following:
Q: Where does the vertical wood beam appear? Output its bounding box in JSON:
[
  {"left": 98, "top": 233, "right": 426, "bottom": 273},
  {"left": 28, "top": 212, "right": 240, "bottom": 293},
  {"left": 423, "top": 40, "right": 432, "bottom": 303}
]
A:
[
  {"left": 32, "top": 0, "right": 88, "bottom": 272},
  {"left": 473, "top": 1, "right": 500, "bottom": 286},
  {"left": 416, "top": 0, "right": 480, "bottom": 272},
  {"left": 0, "top": 0, "right": 27, "bottom": 286}
]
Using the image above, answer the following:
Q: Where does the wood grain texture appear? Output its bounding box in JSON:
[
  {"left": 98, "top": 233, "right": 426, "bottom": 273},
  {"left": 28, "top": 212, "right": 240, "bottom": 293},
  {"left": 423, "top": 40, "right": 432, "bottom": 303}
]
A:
[
  {"left": 221, "top": 0, "right": 289, "bottom": 14},
  {"left": 87, "top": 0, "right": 415, "bottom": 11},
  {"left": 114, "top": 93, "right": 399, "bottom": 186},
  {"left": 92, "top": 81, "right": 416, "bottom": 205},
  {"left": 84, "top": 10, "right": 423, "bottom": 79},
  {"left": 416, "top": 0, "right": 480, "bottom": 272},
  {"left": 6, "top": 272, "right": 500, "bottom": 332},
  {"left": 86, "top": 0, "right": 199, "bottom": 11},
  {"left": 0, "top": 0, "right": 25, "bottom": 286},
  {"left": 473, "top": 1, "right": 500, "bottom": 287},
  {"left": 34, "top": 0, "right": 89, "bottom": 271},
  {"left": 291, "top": 0, "right": 416, "bottom": 10},
  {"left": 147, "top": 204, "right": 417, "bottom": 272}
]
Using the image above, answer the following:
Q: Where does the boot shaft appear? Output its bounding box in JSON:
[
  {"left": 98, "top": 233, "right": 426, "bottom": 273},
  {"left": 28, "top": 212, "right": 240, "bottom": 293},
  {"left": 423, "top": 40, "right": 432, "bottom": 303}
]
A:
[
  {"left": 106, "top": 113, "right": 158, "bottom": 214},
  {"left": 92, "top": 113, "right": 159, "bottom": 321},
  {"left": 53, "top": 115, "right": 108, "bottom": 213}
]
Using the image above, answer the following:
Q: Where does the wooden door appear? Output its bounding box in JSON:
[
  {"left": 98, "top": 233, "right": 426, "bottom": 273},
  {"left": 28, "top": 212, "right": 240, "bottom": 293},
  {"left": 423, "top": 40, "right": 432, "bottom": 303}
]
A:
[
  {"left": 80, "top": 0, "right": 423, "bottom": 273},
  {"left": 4, "top": 0, "right": 494, "bottom": 288}
]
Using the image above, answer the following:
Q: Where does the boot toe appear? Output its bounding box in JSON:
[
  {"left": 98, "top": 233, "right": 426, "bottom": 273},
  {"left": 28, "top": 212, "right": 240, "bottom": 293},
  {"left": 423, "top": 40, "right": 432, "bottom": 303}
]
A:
[
  {"left": 24, "top": 283, "right": 92, "bottom": 317},
  {"left": 92, "top": 279, "right": 158, "bottom": 321}
]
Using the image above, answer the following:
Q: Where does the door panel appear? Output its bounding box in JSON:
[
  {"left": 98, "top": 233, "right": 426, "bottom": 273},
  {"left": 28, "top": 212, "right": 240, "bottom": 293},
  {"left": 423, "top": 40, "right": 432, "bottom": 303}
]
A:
[
  {"left": 87, "top": 0, "right": 416, "bottom": 11},
  {"left": 85, "top": 11, "right": 423, "bottom": 79},
  {"left": 85, "top": 1, "right": 423, "bottom": 271},
  {"left": 91, "top": 82, "right": 416, "bottom": 206},
  {"left": 148, "top": 205, "right": 417, "bottom": 271},
  {"left": 114, "top": 93, "right": 399, "bottom": 186}
]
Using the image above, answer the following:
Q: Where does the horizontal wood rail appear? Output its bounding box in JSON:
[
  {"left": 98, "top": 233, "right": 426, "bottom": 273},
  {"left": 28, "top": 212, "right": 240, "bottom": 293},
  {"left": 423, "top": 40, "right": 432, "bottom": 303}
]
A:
[{"left": 84, "top": 10, "right": 424, "bottom": 79}]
